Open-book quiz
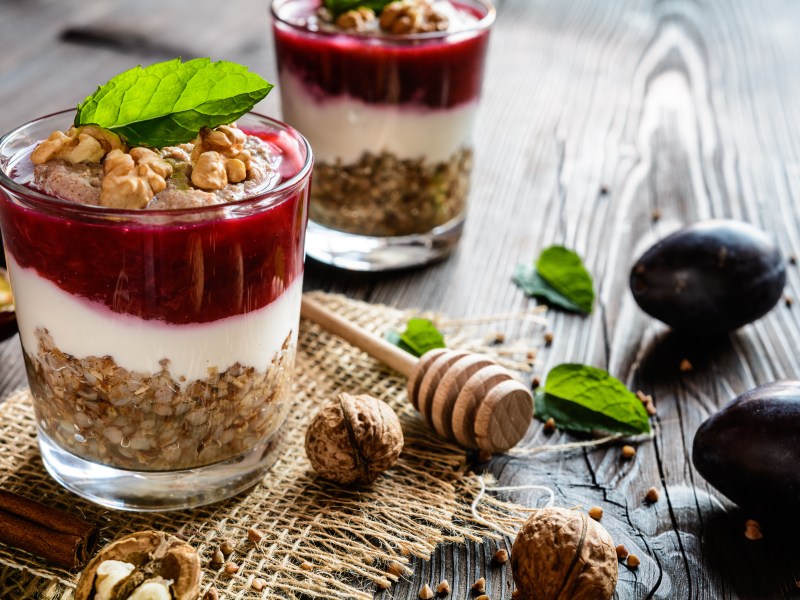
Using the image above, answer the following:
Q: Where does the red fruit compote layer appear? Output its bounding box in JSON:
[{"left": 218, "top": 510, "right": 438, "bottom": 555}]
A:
[
  {"left": 272, "top": 0, "right": 493, "bottom": 237},
  {"left": 0, "top": 111, "right": 311, "bottom": 471}
]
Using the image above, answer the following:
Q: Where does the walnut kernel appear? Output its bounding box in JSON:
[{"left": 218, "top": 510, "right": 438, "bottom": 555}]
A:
[
  {"left": 191, "top": 151, "right": 228, "bottom": 190},
  {"left": 30, "top": 130, "right": 77, "bottom": 164},
  {"left": 74, "top": 531, "right": 200, "bottom": 600},
  {"left": 511, "top": 507, "right": 618, "bottom": 600},
  {"left": 379, "top": 0, "right": 449, "bottom": 34},
  {"left": 336, "top": 7, "right": 376, "bottom": 31},
  {"left": 99, "top": 148, "right": 173, "bottom": 208},
  {"left": 64, "top": 134, "right": 105, "bottom": 164},
  {"left": 305, "top": 393, "right": 404, "bottom": 485},
  {"left": 31, "top": 126, "right": 124, "bottom": 165}
]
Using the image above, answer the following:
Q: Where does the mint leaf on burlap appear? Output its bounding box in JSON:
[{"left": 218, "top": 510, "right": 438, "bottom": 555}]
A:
[
  {"left": 536, "top": 364, "right": 650, "bottom": 435},
  {"left": 75, "top": 58, "right": 272, "bottom": 147},
  {"left": 386, "top": 318, "right": 446, "bottom": 357}
]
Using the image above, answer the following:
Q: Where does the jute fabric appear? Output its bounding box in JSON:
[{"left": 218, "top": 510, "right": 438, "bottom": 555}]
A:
[{"left": 0, "top": 292, "right": 536, "bottom": 599}]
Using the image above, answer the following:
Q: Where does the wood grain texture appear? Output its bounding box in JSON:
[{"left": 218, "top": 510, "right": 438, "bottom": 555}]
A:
[{"left": 1, "top": 0, "right": 800, "bottom": 597}]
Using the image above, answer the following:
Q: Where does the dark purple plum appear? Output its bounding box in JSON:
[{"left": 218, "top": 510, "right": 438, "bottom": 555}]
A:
[
  {"left": 692, "top": 381, "right": 800, "bottom": 514},
  {"left": 630, "top": 220, "right": 785, "bottom": 334}
]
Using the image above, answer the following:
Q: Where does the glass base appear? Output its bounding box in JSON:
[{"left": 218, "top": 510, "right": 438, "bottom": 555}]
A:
[
  {"left": 304, "top": 216, "right": 464, "bottom": 271},
  {"left": 38, "top": 428, "right": 284, "bottom": 512}
]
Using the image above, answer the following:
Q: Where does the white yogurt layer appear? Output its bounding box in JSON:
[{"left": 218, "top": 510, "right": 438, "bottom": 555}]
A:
[
  {"left": 280, "top": 69, "right": 478, "bottom": 164},
  {"left": 8, "top": 254, "right": 301, "bottom": 384}
]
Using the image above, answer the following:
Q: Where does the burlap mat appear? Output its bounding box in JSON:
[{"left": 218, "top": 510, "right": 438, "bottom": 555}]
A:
[{"left": 0, "top": 292, "right": 541, "bottom": 599}]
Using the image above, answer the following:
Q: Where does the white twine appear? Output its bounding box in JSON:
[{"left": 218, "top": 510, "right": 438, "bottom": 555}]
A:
[
  {"left": 470, "top": 475, "right": 555, "bottom": 537},
  {"left": 508, "top": 428, "right": 657, "bottom": 457}
]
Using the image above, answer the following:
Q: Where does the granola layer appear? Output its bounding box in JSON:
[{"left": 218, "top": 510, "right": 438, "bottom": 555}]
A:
[
  {"left": 310, "top": 148, "right": 472, "bottom": 237},
  {"left": 26, "top": 328, "right": 295, "bottom": 471}
]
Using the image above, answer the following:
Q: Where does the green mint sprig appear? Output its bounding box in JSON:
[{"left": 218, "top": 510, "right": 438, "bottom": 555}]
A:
[{"left": 75, "top": 58, "right": 273, "bottom": 148}]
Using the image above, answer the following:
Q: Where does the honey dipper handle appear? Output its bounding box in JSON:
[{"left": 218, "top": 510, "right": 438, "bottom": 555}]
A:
[{"left": 301, "top": 295, "right": 418, "bottom": 378}]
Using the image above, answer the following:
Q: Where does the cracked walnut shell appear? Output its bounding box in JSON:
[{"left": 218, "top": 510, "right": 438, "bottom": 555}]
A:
[
  {"left": 511, "top": 507, "right": 617, "bottom": 600},
  {"left": 75, "top": 530, "right": 201, "bottom": 600},
  {"left": 305, "top": 393, "right": 404, "bottom": 485}
]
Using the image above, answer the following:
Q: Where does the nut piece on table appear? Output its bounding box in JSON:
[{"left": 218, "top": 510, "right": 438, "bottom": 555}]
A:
[
  {"left": 511, "top": 507, "right": 618, "bottom": 600},
  {"left": 305, "top": 393, "right": 404, "bottom": 485},
  {"left": 74, "top": 530, "right": 201, "bottom": 600},
  {"left": 336, "top": 7, "right": 376, "bottom": 31},
  {"left": 379, "top": 0, "right": 449, "bottom": 34}
]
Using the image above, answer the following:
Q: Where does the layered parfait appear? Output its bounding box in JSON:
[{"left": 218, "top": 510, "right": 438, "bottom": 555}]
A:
[
  {"left": 0, "top": 59, "right": 311, "bottom": 485},
  {"left": 272, "top": 0, "right": 494, "bottom": 238}
]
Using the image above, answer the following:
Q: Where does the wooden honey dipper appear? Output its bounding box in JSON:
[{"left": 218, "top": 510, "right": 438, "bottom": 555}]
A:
[{"left": 301, "top": 296, "right": 534, "bottom": 453}]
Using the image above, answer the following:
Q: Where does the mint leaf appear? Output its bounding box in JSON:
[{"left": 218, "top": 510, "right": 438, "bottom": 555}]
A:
[
  {"left": 535, "top": 246, "right": 594, "bottom": 314},
  {"left": 536, "top": 364, "right": 650, "bottom": 435},
  {"left": 513, "top": 246, "right": 594, "bottom": 314},
  {"left": 512, "top": 264, "right": 584, "bottom": 313},
  {"left": 323, "top": 0, "right": 393, "bottom": 17},
  {"left": 387, "top": 318, "right": 446, "bottom": 357},
  {"left": 75, "top": 58, "right": 273, "bottom": 147}
]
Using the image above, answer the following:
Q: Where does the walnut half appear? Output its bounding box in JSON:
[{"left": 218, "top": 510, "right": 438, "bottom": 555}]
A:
[
  {"left": 74, "top": 530, "right": 201, "bottom": 600},
  {"left": 31, "top": 126, "right": 126, "bottom": 165},
  {"left": 100, "top": 148, "right": 174, "bottom": 209},
  {"left": 379, "top": 0, "right": 449, "bottom": 34}
]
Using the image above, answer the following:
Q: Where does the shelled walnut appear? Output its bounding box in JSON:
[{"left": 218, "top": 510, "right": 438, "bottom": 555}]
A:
[
  {"left": 305, "top": 393, "right": 404, "bottom": 485},
  {"left": 31, "top": 125, "right": 125, "bottom": 165},
  {"left": 75, "top": 531, "right": 201, "bottom": 600},
  {"left": 511, "top": 507, "right": 617, "bottom": 600},
  {"left": 379, "top": 0, "right": 449, "bottom": 34},
  {"left": 100, "top": 148, "right": 173, "bottom": 209},
  {"left": 190, "top": 125, "right": 253, "bottom": 189},
  {"left": 336, "top": 7, "right": 376, "bottom": 31}
]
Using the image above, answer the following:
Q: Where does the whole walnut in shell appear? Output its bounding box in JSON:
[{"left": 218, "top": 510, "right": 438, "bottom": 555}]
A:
[
  {"left": 305, "top": 393, "right": 404, "bottom": 485},
  {"left": 511, "top": 507, "right": 617, "bottom": 600},
  {"left": 75, "top": 530, "right": 201, "bottom": 600}
]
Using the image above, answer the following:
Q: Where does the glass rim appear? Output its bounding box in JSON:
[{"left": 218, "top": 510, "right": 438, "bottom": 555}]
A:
[
  {"left": 270, "top": 0, "right": 496, "bottom": 43},
  {"left": 0, "top": 108, "right": 314, "bottom": 220}
]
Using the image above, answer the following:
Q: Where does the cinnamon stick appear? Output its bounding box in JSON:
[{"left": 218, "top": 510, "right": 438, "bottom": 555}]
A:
[{"left": 0, "top": 489, "right": 97, "bottom": 569}]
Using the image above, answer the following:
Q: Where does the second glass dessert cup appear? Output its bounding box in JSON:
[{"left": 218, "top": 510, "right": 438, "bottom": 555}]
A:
[
  {"left": 0, "top": 110, "right": 312, "bottom": 511},
  {"left": 272, "top": 0, "right": 495, "bottom": 271}
]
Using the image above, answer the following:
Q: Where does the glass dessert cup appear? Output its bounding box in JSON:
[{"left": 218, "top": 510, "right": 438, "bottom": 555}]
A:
[
  {"left": 272, "top": 0, "right": 494, "bottom": 271},
  {"left": 0, "top": 110, "right": 312, "bottom": 511}
]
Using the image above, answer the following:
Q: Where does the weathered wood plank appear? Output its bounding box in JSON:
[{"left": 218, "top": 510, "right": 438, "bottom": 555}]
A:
[{"left": 0, "top": 0, "right": 799, "bottom": 597}]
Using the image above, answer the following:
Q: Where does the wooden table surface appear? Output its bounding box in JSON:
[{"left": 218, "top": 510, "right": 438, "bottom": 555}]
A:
[{"left": 2, "top": 0, "right": 800, "bottom": 598}]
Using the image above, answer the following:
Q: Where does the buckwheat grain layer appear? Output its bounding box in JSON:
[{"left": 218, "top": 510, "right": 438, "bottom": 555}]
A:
[{"left": 26, "top": 328, "right": 295, "bottom": 471}]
